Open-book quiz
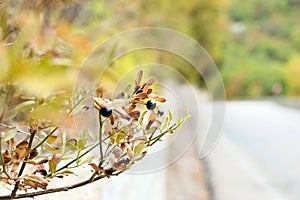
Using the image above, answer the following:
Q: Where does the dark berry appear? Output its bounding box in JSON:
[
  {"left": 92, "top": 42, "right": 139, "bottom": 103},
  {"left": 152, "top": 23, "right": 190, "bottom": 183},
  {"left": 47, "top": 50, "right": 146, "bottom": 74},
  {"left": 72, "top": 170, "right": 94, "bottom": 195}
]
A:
[
  {"left": 146, "top": 100, "right": 156, "bottom": 110},
  {"left": 100, "top": 106, "right": 112, "bottom": 117},
  {"left": 157, "top": 109, "right": 164, "bottom": 116}
]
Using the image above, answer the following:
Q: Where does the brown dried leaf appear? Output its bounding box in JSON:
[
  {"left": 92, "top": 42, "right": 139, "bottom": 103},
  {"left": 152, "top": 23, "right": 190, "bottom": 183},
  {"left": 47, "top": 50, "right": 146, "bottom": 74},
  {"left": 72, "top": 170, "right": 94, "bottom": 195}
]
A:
[
  {"left": 23, "top": 175, "right": 48, "bottom": 190},
  {"left": 134, "top": 93, "right": 148, "bottom": 99},
  {"left": 94, "top": 97, "right": 107, "bottom": 109},
  {"left": 146, "top": 111, "right": 157, "bottom": 130},
  {"left": 126, "top": 105, "right": 136, "bottom": 113},
  {"left": 26, "top": 158, "right": 48, "bottom": 165},
  {"left": 129, "top": 110, "right": 140, "bottom": 120},
  {"left": 12, "top": 162, "right": 20, "bottom": 172},
  {"left": 16, "top": 141, "right": 29, "bottom": 148},
  {"left": 51, "top": 154, "right": 60, "bottom": 163},
  {"left": 130, "top": 136, "right": 147, "bottom": 142},
  {"left": 109, "top": 114, "right": 115, "bottom": 125},
  {"left": 146, "top": 78, "right": 155, "bottom": 86},
  {"left": 95, "top": 86, "right": 104, "bottom": 97},
  {"left": 88, "top": 163, "right": 102, "bottom": 173},
  {"left": 135, "top": 70, "right": 143, "bottom": 86},
  {"left": 35, "top": 165, "right": 47, "bottom": 176},
  {"left": 131, "top": 99, "right": 145, "bottom": 105},
  {"left": 0, "top": 177, "right": 9, "bottom": 184},
  {"left": 149, "top": 94, "right": 166, "bottom": 103},
  {"left": 126, "top": 148, "right": 134, "bottom": 160},
  {"left": 29, "top": 149, "right": 38, "bottom": 160},
  {"left": 113, "top": 165, "right": 127, "bottom": 171},
  {"left": 15, "top": 146, "right": 30, "bottom": 160},
  {"left": 3, "top": 150, "right": 12, "bottom": 164}
]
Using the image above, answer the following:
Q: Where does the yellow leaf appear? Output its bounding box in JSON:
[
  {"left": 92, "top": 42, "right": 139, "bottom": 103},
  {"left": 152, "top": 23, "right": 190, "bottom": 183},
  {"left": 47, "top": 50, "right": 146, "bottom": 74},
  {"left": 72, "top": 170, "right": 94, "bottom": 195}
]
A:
[
  {"left": 116, "top": 132, "right": 126, "bottom": 143},
  {"left": 46, "top": 136, "right": 58, "bottom": 144},
  {"left": 48, "top": 159, "right": 57, "bottom": 175},
  {"left": 134, "top": 142, "right": 145, "bottom": 156}
]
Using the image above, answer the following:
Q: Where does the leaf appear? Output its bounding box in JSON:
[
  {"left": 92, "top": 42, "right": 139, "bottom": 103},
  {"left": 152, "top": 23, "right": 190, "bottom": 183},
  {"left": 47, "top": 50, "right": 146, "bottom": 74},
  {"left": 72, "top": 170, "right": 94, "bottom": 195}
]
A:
[
  {"left": 16, "top": 141, "right": 29, "bottom": 148},
  {"left": 15, "top": 146, "right": 30, "bottom": 160},
  {"left": 88, "top": 163, "right": 102, "bottom": 173},
  {"left": 134, "top": 142, "right": 145, "bottom": 156},
  {"left": 149, "top": 95, "right": 166, "bottom": 103},
  {"left": 66, "top": 139, "right": 77, "bottom": 151},
  {"left": 48, "top": 159, "right": 57, "bottom": 175},
  {"left": 110, "top": 136, "right": 116, "bottom": 144},
  {"left": 23, "top": 175, "right": 48, "bottom": 190},
  {"left": 134, "top": 93, "right": 148, "bottom": 99},
  {"left": 126, "top": 148, "right": 134, "bottom": 160},
  {"left": 145, "top": 126, "right": 158, "bottom": 135},
  {"left": 129, "top": 110, "right": 140, "bottom": 120},
  {"left": 46, "top": 135, "right": 58, "bottom": 144},
  {"left": 2, "top": 150, "right": 12, "bottom": 164},
  {"left": 93, "top": 97, "right": 107, "bottom": 109},
  {"left": 60, "top": 170, "right": 76, "bottom": 176},
  {"left": 4, "top": 128, "right": 17, "bottom": 141},
  {"left": 26, "top": 158, "right": 48, "bottom": 165},
  {"left": 45, "top": 146, "right": 59, "bottom": 151},
  {"left": 12, "top": 100, "right": 36, "bottom": 113},
  {"left": 138, "top": 110, "right": 148, "bottom": 125},
  {"left": 161, "top": 117, "right": 169, "bottom": 131},
  {"left": 135, "top": 70, "right": 143, "bottom": 86},
  {"left": 116, "top": 132, "right": 126, "bottom": 143},
  {"left": 29, "top": 149, "right": 38, "bottom": 159},
  {"left": 77, "top": 139, "right": 86, "bottom": 150},
  {"left": 169, "top": 110, "right": 173, "bottom": 122}
]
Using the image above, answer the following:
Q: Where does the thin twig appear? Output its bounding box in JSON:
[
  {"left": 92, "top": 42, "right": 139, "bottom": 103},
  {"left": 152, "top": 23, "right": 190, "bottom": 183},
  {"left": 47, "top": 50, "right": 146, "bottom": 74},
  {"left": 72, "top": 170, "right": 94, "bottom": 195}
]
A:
[
  {"left": 29, "top": 127, "right": 59, "bottom": 154},
  {"left": 99, "top": 112, "right": 103, "bottom": 162},
  {"left": 11, "top": 128, "right": 37, "bottom": 198},
  {"left": 0, "top": 135, "right": 13, "bottom": 179},
  {"left": 54, "top": 141, "right": 100, "bottom": 175}
]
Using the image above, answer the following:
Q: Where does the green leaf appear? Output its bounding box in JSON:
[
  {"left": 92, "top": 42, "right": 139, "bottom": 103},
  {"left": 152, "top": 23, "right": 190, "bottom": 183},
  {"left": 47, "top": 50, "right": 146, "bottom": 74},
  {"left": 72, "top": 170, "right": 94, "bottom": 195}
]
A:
[
  {"left": 139, "top": 110, "right": 148, "bottom": 125},
  {"left": 66, "top": 139, "right": 77, "bottom": 151},
  {"left": 145, "top": 126, "right": 157, "bottom": 135},
  {"left": 77, "top": 139, "right": 86, "bottom": 150},
  {"left": 49, "top": 159, "right": 57, "bottom": 175},
  {"left": 46, "top": 135, "right": 58, "bottom": 144},
  {"left": 134, "top": 142, "right": 145, "bottom": 156},
  {"left": 116, "top": 132, "right": 126, "bottom": 143},
  {"left": 13, "top": 100, "right": 36, "bottom": 112},
  {"left": 60, "top": 170, "right": 75, "bottom": 176},
  {"left": 161, "top": 117, "right": 169, "bottom": 131},
  {"left": 169, "top": 110, "right": 173, "bottom": 122},
  {"left": 4, "top": 128, "right": 17, "bottom": 141}
]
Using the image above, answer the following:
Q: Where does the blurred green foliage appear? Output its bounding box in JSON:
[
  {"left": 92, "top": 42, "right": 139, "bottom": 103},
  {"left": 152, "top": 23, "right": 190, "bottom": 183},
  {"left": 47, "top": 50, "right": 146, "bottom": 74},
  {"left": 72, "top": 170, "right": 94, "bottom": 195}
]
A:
[{"left": 223, "top": 0, "right": 300, "bottom": 98}]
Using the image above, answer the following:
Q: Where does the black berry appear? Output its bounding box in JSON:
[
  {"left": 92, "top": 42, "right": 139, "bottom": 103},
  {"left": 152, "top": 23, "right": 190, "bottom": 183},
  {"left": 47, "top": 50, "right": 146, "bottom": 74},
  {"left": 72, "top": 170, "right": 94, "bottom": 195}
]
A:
[
  {"left": 157, "top": 109, "right": 164, "bottom": 116},
  {"left": 100, "top": 106, "right": 112, "bottom": 117},
  {"left": 146, "top": 100, "right": 156, "bottom": 110}
]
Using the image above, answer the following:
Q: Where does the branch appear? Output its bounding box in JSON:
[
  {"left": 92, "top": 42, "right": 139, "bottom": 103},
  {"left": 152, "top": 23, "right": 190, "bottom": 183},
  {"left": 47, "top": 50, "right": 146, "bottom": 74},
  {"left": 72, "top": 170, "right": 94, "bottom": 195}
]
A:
[
  {"left": 11, "top": 128, "right": 37, "bottom": 198},
  {"left": 0, "top": 174, "right": 107, "bottom": 199}
]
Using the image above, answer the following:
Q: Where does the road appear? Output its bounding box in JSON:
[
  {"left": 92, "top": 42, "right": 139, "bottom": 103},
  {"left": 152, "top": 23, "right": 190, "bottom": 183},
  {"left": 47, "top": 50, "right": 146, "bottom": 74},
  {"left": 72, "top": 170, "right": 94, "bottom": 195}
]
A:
[{"left": 207, "top": 100, "right": 300, "bottom": 200}]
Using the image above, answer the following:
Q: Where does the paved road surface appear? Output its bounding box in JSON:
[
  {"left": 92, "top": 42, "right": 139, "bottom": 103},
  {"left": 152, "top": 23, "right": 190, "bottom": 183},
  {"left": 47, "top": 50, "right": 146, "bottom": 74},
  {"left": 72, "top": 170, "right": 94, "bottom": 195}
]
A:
[{"left": 207, "top": 100, "right": 300, "bottom": 200}]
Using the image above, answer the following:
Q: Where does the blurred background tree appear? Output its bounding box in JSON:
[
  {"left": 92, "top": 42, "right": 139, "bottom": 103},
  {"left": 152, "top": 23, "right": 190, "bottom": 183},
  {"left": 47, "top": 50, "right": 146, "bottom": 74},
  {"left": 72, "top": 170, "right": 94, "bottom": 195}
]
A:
[
  {"left": 1, "top": 0, "right": 299, "bottom": 99},
  {"left": 222, "top": 0, "right": 300, "bottom": 98}
]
